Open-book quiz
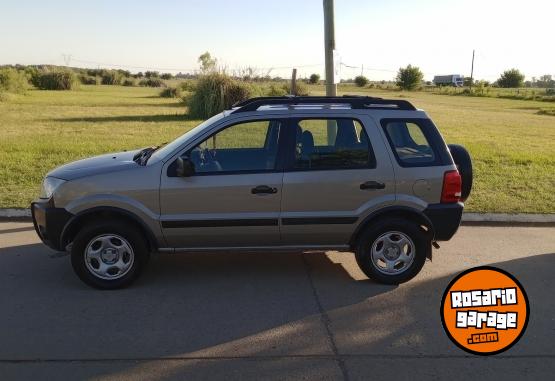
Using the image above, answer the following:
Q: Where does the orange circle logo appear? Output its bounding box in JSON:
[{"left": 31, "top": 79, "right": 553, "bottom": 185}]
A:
[{"left": 441, "top": 266, "right": 529, "bottom": 355}]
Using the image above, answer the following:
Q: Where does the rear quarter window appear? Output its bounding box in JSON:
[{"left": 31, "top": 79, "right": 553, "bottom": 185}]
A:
[{"left": 381, "top": 119, "right": 449, "bottom": 167}]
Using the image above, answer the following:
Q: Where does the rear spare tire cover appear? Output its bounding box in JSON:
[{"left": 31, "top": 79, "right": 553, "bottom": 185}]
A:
[{"left": 447, "top": 144, "right": 472, "bottom": 201}]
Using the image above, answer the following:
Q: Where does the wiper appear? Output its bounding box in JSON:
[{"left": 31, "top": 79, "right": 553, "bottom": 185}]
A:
[
  {"left": 133, "top": 147, "right": 156, "bottom": 166},
  {"left": 134, "top": 142, "right": 168, "bottom": 166}
]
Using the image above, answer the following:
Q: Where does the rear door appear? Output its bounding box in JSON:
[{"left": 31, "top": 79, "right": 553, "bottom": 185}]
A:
[
  {"left": 160, "top": 118, "right": 286, "bottom": 248},
  {"left": 280, "top": 115, "right": 395, "bottom": 246}
]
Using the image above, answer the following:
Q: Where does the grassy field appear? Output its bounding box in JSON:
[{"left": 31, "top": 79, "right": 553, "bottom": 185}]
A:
[{"left": 0, "top": 84, "right": 554, "bottom": 213}]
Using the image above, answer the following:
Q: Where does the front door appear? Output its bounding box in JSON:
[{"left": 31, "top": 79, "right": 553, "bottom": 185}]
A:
[
  {"left": 160, "top": 119, "right": 285, "bottom": 248},
  {"left": 280, "top": 116, "right": 395, "bottom": 246}
]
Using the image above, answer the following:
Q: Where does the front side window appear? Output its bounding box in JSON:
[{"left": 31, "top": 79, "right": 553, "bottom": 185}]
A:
[
  {"left": 293, "top": 118, "right": 375, "bottom": 170},
  {"left": 383, "top": 121, "right": 436, "bottom": 166},
  {"left": 188, "top": 120, "right": 282, "bottom": 174}
]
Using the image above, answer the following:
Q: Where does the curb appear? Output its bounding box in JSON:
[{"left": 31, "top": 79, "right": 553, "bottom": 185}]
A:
[
  {"left": 461, "top": 213, "right": 555, "bottom": 227},
  {"left": 0, "top": 208, "right": 31, "bottom": 220},
  {"left": 1, "top": 208, "right": 554, "bottom": 226}
]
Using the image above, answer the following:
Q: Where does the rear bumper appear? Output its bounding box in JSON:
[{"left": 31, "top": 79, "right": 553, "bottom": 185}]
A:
[
  {"left": 31, "top": 200, "right": 73, "bottom": 251},
  {"left": 423, "top": 202, "right": 463, "bottom": 241}
]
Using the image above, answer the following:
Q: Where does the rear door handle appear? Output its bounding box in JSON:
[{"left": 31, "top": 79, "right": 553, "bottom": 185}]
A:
[
  {"left": 251, "top": 185, "right": 278, "bottom": 194},
  {"left": 360, "top": 181, "right": 386, "bottom": 190}
]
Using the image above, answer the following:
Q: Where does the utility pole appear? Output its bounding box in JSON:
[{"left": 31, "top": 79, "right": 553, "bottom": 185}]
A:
[
  {"left": 291, "top": 68, "right": 297, "bottom": 95},
  {"left": 323, "top": 0, "right": 337, "bottom": 144},
  {"left": 469, "top": 49, "right": 475, "bottom": 90},
  {"left": 323, "top": 0, "right": 336, "bottom": 97},
  {"left": 62, "top": 54, "right": 72, "bottom": 67}
]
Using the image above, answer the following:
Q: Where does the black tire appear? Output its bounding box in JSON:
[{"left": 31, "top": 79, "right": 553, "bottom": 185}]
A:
[
  {"left": 71, "top": 220, "right": 149, "bottom": 289},
  {"left": 355, "top": 218, "right": 430, "bottom": 284},
  {"left": 448, "top": 144, "right": 473, "bottom": 202}
]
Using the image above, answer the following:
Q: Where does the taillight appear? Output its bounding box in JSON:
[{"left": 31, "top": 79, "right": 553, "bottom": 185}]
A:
[{"left": 441, "top": 170, "right": 462, "bottom": 203}]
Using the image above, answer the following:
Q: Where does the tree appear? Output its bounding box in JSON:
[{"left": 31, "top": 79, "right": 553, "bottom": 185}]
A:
[
  {"left": 198, "top": 52, "right": 217, "bottom": 73},
  {"left": 309, "top": 73, "right": 320, "bottom": 84},
  {"left": 145, "top": 71, "right": 159, "bottom": 78},
  {"left": 160, "top": 73, "right": 172, "bottom": 80},
  {"left": 396, "top": 65, "right": 423, "bottom": 90},
  {"left": 354, "top": 75, "right": 369, "bottom": 87},
  {"left": 464, "top": 77, "right": 473, "bottom": 87},
  {"left": 537, "top": 75, "right": 554, "bottom": 88},
  {"left": 497, "top": 69, "right": 524, "bottom": 88}
]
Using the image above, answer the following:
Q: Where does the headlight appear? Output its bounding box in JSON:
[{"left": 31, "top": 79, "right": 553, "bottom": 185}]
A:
[{"left": 40, "top": 177, "right": 66, "bottom": 199}]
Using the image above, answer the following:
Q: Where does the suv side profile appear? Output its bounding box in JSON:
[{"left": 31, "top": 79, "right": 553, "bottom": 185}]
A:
[{"left": 31, "top": 96, "right": 472, "bottom": 289}]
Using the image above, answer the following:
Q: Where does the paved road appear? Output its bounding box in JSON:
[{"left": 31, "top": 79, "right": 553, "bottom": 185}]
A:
[{"left": 0, "top": 223, "right": 554, "bottom": 380}]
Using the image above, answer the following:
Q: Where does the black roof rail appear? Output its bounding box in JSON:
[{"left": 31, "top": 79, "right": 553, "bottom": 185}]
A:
[{"left": 231, "top": 95, "right": 416, "bottom": 113}]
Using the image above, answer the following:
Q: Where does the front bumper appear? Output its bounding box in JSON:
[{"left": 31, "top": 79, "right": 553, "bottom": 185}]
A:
[
  {"left": 31, "top": 200, "right": 73, "bottom": 251},
  {"left": 423, "top": 202, "right": 463, "bottom": 241}
]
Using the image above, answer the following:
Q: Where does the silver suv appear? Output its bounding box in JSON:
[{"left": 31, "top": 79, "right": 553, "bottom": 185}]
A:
[{"left": 32, "top": 96, "right": 472, "bottom": 289}]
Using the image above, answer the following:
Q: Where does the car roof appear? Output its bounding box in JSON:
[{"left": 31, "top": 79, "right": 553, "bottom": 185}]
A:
[
  {"left": 230, "top": 96, "right": 416, "bottom": 113},
  {"left": 223, "top": 96, "right": 426, "bottom": 120}
]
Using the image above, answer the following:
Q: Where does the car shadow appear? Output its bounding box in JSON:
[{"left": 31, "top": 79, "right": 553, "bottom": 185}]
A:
[{"left": 1, "top": 242, "right": 553, "bottom": 379}]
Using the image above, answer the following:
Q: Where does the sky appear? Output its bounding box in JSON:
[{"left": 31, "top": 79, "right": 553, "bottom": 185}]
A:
[{"left": 1, "top": 0, "right": 553, "bottom": 81}]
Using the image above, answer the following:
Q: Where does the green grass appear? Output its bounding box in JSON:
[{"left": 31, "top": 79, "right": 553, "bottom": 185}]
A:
[
  {"left": 0, "top": 86, "right": 197, "bottom": 208},
  {"left": 316, "top": 85, "right": 555, "bottom": 213},
  {"left": 0, "top": 84, "right": 554, "bottom": 213}
]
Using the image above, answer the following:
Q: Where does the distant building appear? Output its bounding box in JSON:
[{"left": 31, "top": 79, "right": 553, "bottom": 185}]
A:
[{"left": 433, "top": 75, "right": 464, "bottom": 87}]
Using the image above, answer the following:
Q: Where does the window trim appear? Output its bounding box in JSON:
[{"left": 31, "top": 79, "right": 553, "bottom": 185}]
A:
[
  {"left": 167, "top": 118, "right": 288, "bottom": 177},
  {"left": 380, "top": 118, "right": 450, "bottom": 168},
  {"left": 283, "top": 117, "right": 378, "bottom": 172}
]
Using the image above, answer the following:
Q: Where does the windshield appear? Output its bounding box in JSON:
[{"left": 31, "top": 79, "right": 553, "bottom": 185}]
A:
[{"left": 147, "top": 113, "right": 226, "bottom": 163}]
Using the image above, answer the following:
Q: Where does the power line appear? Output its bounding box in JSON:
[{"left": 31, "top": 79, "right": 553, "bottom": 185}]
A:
[
  {"left": 70, "top": 57, "right": 323, "bottom": 74},
  {"left": 71, "top": 58, "right": 198, "bottom": 72},
  {"left": 49, "top": 55, "right": 503, "bottom": 80}
]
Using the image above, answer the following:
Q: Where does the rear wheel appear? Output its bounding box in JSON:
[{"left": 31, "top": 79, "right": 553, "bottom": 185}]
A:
[
  {"left": 71, "top": 221, "right": 149, "bottom": 289},
  {"left": 355, "top": 218, "right": 429, "bottom": 284}
]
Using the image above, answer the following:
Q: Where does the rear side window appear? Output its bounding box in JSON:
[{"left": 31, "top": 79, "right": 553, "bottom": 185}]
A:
[
  {"left": 383, "top": 121, "right": 437, "bottom": 166},
  {"left": 293, "top": 118, "right": 376, "bottom": 170}
]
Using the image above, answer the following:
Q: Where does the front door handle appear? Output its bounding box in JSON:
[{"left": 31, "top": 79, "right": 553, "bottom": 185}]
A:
[
  {"left": 251, "top": 185, "right": 278, "bottom": 194},
  {"left": 360, "top": 181, "right": 386, "bottom": 190}
]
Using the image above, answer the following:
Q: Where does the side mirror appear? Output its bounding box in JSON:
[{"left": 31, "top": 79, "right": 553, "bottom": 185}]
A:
[{"left": 176, "top": 156, "right": 195, "bottom": 177}]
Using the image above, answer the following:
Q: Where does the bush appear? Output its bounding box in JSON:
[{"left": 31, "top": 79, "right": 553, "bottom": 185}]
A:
[
  {"left": 354, "top": 75, "right": 369, "bottom": 87},
  {"left": 33, "top": 71, "right": 78, "bottom": 90},
  {"left": 281, "top": 81, "right": 309, "bottom": 96},
  {"left": 138, "top": 78, "right": 165, "bottom": 87},
  {"left": 86, "top": 68, "right": 104, "bottom": 77},
  {"left": 0, "top": 67, "right": 29, "bottom": 94},
  {"left": 396, "top": 65, "right": 424, "bottom": 90},
  {"left": 266, "top": 84, "right": 288, "bottom": 96},
  {"left": 186, "top": 73, "right": 254, "bottom": 119},
  {"left": 117, "top": 69, "right": 131, "bottom": 78},
  {"left": 178, "top": 80, "right": 196, "bottom": 92},
  {"left": 144, "top": 71, "right": 159, "bottom": 78},
  {"left": 101, "top": 70, "right": 122, "bottom": 85},
  {"left": 538, "top": 108, "right": 555, "bottom": 116},
  {"left": 160, "top": 87, "right": 182, "bottom": 98},
  {"left": 309, "top": 73, "right": 320, "bottom": 84},
  {"left": 497, "top": 69, "right": 525, "bottom": 88},
  {"left": 79, "top": 75, "right": 98, "bottom": 85},
  {"left": 122, "top": 78, "right": 136, "bottom": 87},
  {"left": 160, "top": 73, "right": 172, "bottom": 80}
]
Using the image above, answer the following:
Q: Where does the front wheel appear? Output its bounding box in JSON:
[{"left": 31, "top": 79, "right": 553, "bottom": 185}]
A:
[
  {"left": 71, "top": 221, "right": 149, "bottom": 289},
  {"left": 355, "top": 218, "right": 429, "bottom": 284}
]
